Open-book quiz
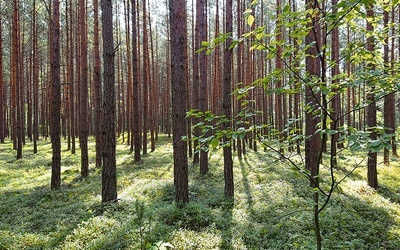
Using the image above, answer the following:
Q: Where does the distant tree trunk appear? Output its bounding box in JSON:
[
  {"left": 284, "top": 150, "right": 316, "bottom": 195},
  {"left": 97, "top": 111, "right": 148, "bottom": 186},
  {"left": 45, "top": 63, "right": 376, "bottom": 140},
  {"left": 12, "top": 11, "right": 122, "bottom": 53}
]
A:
[
  {"left": 80, "top": 0, "right": 89, "bottom": 178},
  {"left": 142, "top": 0, "right": 149, "bottom": 155},
  {"left": 330, "top": 0, "right": 340, "bottom": 166},
  {"left": 101, "top": 0, "right": 117, "bottom": 203},
  {"left": 275, "top": 0, "right": 284, "bottom": 153},
  {"left": 169, "top": 0, "right": 189, "bottom": 203},
  {"left": 366, "top": 5, "right": 378, "bottom": 188},
  {"left": 124, "top": 0, "right": 132, "bottom": 147},
  {"left": 212, "top": 0, "right": 220, "bottom": 115},
  {"left": 192, "top": 0, "right": 200, "bottom": 165},
  {"left": 223, "top": 0, "right": 233, "bottom": 198},
  {"left": 390, "top": 6, "right": 397, "bottom": 157},
  {"left": 165, "top": 3, "right": 171, "bottom": 138},
  {"left": 131, "top": 0, "right": 141, "bottom": 163},
  {"left": 383, "top": 7, "right": 395, "bottom": 164},
  {"left": 12, "top": 0, "right": 23, "bottom": 158},
  {"left": 0, "top": 16, "right": 4, "bottom": 143},
  {"left": 198, "top": 0, "right": 209, "bottom": 175},
  {"left": 148, "top": 8, "right": 157, "bottom": 151},
  {"left": 51, "top": 0, "right": 61, "bottom": 190},
  {"left": 93, "top": 0, "right": 102, "bottom": 168},
  {"left": 235, "top": 0, "right": 243, "bottom": 159},
  {"left": 69, "top": 0, "right": 76, "bottom": 154}
]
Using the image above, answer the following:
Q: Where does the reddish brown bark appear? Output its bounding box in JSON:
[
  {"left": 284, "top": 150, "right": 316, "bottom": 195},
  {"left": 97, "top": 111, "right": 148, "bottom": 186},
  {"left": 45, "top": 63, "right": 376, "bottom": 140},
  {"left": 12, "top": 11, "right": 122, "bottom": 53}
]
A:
[
  {"left": 366, "top": 5, "right": 377, "bottom": 188},
  {"left": 0, "top": 17, "right": 4, "bottom": 143},
  {"left": 101, "top": 0, "right": 117, "bottom": 203},
  {"left": 79, "top": 0, "right": 89, "bottom": 178},
  {"left": 223, "top": 0, "right": 233, "bottom": 198},
  {"left": 93, "top": 0, "right": 102, "bottom": 168},
  {"left": 51, "top": 0, "right": 61, "bottom": 190},
  {"left": 169, "top": 0, "right": 189, "bottom": 203},
  {"left": 131, "top": 0, "right": 141, "bottom": 163}
]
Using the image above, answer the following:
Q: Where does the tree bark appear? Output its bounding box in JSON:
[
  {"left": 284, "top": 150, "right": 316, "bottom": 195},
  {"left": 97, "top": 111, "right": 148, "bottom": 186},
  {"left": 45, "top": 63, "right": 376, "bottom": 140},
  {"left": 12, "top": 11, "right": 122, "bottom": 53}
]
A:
[
  {"left": 93, "top": 0, "right": 102, "bottom": 168},
  {"left": 51, "top": 0, "right": 61, "bottom": 190},
  {"left": 131, "top": 0, "right": 141, "bottom": 163},
  {"left": 366, "top": 5, "right": 378, "bottom": 188},
  {"left": 0, "top": 17, "right": 4, "bottom": 143},
  {"left": 223, "top": 0, "right": 234, "bottom": 198},
  {"left": 101, "top": 0, "right": 117, "bottom": 203},
  {"left": 169, "top": 0, "right": 189, "bottom": 203},
  {"left": 79, "top": 0, "right": 89, "bottom": 178}
]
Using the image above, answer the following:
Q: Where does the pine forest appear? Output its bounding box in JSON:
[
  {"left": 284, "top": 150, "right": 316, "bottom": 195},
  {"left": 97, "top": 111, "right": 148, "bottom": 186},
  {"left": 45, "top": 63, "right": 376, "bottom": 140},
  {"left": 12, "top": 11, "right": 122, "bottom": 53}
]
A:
[{"left": 1, "top": 0, "right": 400, "bottom": 249}]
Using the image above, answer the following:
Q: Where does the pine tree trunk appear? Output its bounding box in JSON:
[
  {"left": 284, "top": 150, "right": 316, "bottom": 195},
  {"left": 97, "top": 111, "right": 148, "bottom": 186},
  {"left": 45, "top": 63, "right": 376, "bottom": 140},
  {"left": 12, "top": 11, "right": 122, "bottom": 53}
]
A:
[
  {"left": 0, "top": 17, "right": 4, "bottom": 143},
  {"left": 223, "top": 0, "right": 233, "bottom": 198},
  {"left": 169, "top": 0, "right": 189, "bottom": 203},
  {"left": 366, "top": 5, "right": 378, "bottom": 188},
  {"left": 101, "top": 0, "right": 117, "bottom": 203},
  {"left": 131, "top": 0, "right": 141, "bottom": 163},
  {"left": 79, "top": 0, "right": 89, "bottom": 178},
  {"left": 93, "top": 0, "right": 102, "bottom": 168},
  {"left": 51, "top": 0, "right": 61, "bottom": 190}
]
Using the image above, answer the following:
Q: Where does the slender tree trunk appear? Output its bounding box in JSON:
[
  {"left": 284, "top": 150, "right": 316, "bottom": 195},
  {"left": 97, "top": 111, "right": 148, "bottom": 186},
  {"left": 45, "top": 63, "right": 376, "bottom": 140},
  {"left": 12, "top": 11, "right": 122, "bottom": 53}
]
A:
[
  {"left": 93, "top": 0, "right": 102, "bottom": 168},
  {"left": 198, "top": 0, "right": 209, "bottom": 175},
  {"left": 124, "top": 0, "right": 132, "bottom": 147},
  {"left": 366, "top": 5, "right": 378, "bottom": 188},
  {"left": 51, "top": 0, "right": 61, "bottom": 190},
  {"left": 330, "top": 0, "right": 340, "bottom": 166},
  {"left": 223, "top": 0, "right": 233, "bottom": 198},
  {"left": 383, "top": 7, "right": 395, "bottom": 164},
  {"left": 12, "top": 0, "right": 22, "bottom": 158},
  {"left": 305, "top": 0, "right": 322, "bottom": 248},
  {"left": 131, "top": 0, "right": 141, "bottom": 162},
  {"left": 80, "top": 0, "right": 89, "bottom": 178},
  {"left": 142, "top": 0, "right": 149, "bottom": 155},
  {"left": 69, "top": 0, "right": 76, "bottom": 154},
  {"left": 390, "top": 6, "right": 397, "bottom": 157},
  {"left": 192, "top": 0, "right": 200, "bottom": 165},
  {"left": 101, "top": 0, "right": 117, "bottom": 203},
  {"left": 275, "top": 0, "right": 284, "bottom": 153},
  {"left": 169, "top": 0, "right": 189, "bottom": 203},
  {"left": 0, "top": 17, "right": 4, "bottom": 143}
]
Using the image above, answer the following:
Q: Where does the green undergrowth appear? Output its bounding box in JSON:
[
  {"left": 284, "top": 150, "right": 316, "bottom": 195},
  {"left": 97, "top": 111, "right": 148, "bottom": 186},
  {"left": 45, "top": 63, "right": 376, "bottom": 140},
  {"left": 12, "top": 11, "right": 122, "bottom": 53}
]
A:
[{"left": 1, "top": 135, "right": 400, "bottom": 249}]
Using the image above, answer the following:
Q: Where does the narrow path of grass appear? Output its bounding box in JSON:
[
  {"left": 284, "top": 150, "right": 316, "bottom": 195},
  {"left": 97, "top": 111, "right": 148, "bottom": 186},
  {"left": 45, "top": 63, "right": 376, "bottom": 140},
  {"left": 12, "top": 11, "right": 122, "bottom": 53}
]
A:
[{"left": 1, "top": 135, "right": 400, "bottom": 249}]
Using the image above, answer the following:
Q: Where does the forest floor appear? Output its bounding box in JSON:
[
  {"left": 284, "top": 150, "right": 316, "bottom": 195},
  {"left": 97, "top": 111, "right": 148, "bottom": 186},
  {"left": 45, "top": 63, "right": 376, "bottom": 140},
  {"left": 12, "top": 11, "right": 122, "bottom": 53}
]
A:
[{"left": 1, "top": 134, "right": 400, "bottom": 249}]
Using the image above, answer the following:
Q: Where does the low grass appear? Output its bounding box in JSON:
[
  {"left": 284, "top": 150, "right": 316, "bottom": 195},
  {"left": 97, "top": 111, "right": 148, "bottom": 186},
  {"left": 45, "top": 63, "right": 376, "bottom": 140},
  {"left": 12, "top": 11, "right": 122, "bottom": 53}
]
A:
[{"left": 1, "top": 135, "right": 400, "bottom": 249}]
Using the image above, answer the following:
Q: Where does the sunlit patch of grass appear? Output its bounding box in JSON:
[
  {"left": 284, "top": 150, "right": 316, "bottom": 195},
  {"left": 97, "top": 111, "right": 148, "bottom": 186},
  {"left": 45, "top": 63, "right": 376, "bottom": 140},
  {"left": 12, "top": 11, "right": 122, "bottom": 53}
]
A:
[{"left": 1, "top": 135, "right": 400, "bottom": 249}]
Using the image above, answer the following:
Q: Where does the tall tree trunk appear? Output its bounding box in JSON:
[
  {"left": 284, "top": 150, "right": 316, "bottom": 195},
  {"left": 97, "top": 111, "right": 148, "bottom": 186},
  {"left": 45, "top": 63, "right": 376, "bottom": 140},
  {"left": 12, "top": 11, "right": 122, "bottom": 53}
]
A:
[
  {"left": 51, "top": 0, "right": 61, "bottom": 190},
  {"left": 124, "top": 0, "right": 132, "bottom": 147},
  {"left": 0, "top": 16, "right": 4, "bottom": 143},
  {"left": 198, "top": 0, "right": 209, "bottom": 175},
  {"left": 366, "top": 5, "right": 378, "bottom": 188},
  {"left": 80, "top": 0, "right": 89, "bottom": 177},
  {"left": 142, "top": 0, "right": 149, "bottom": 155},
  {"left": 223, "top": 0, "right": 233, "bottom": 198},
  {"left": 93, "top": 0, "right": 102, "bottom": 168},
  {"left": 69, "top": 0, "right": 76, "bottom": 154},
  {"left": 390, "top": 6, "right": 397, "bottom": 157},
  {"left": 305, "top": 0, "right": 322, "bottom": 248},
  {"left": 192, "top": 0, "right": 200, "bottom": 165},
  {"left": 169, "top": 0, "right": 189, "bottom": 203},
  {"left": 101, "top": 0, "right": 117, "bottom": 203},
  {"left": 131, "top": 0, "right": 141, "bottom": 163},
  {"left": 330, "top": 0, "right": 340, "bottom": 166},
  {"left": 383, "top": 7, "right": 395, "bottom": 164},
  {"left": 12, "top": 0, "right": 23, "bottom": 158},
  {"left": 275, "top": 0, "right": 284, "bottom": 153}
]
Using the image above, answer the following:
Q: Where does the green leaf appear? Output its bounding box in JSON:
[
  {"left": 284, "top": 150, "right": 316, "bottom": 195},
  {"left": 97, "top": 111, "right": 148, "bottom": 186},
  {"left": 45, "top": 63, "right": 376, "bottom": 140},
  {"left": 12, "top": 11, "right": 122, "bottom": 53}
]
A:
[
  {"left": 247, "top": 14, "right": 255, "bottom": 27},
  {"left": 210, "top": 137, "right": 219, "bottom": 148}
]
